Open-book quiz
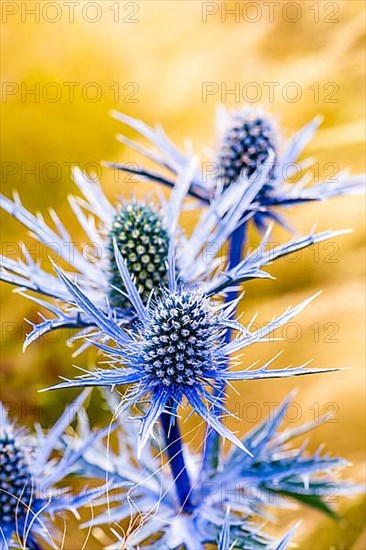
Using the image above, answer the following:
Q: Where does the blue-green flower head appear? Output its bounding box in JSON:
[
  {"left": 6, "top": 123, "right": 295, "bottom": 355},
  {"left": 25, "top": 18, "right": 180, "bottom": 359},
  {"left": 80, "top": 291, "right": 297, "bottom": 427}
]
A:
[
  {"left": 108, "top": 200, "right": 169, "bottom": 309},
  {"left": 138, "top": 290, "right": 223, "bottom": 387},
  {"left": 216, "top": 107, "right": 279, "bottom": 189}
]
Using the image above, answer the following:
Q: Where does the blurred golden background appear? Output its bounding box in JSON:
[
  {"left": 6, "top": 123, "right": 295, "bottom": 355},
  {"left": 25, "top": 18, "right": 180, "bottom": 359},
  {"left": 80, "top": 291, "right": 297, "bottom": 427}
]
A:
[{"left": 1, "top": 1, "right": 365, "bottom": 548}]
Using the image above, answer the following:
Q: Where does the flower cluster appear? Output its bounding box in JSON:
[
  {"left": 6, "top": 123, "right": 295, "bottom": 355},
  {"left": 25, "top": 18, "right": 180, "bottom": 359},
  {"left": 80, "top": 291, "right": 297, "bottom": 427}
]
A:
[{"left": 1, "top": 104, "right": 364, "bottom": 549}]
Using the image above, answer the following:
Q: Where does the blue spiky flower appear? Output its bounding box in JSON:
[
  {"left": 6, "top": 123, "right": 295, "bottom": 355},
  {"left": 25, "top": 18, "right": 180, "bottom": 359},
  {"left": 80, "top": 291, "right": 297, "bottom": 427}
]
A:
[
  {"left": 107, "top": 108, "right": 364, "bottom": 232},
  {"left": 45, "top": 246, "right": 339, "bottom": 457},
  {"left": 0, "top": 420, "right": 32, "bottom": 530},
  {"left": 0, "top": 394, "right": 102, "bottom": 549},
  {"left": 215, "top": 107, "right": 278, "bottom": 190},
  {"left": 0, "top": 176, "right": 172, "bottom": 344},
  {"left": 139, "top": 289, "right": 223, "bottom": 387}
]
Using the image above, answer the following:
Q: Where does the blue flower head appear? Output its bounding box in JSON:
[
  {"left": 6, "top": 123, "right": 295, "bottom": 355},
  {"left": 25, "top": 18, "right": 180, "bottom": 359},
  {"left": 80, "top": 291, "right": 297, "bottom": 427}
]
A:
[
  {"left": 0, "top": 393, "right": 101, "bottom": 549},
  {"left": 0, "top": 163, "right": 195, "bottom": 344},
  {"left": 215, "top": 107, "right": 279, "bottom": 189},
  {"left": 0, "top": 413, "right": 33, "bottom": 534},
  {"left": 139, "top": 288, "right": 223, "bottom": 387},
  {"left": 45, "top": 245, "right": 340, "bottom": 458},
  {"left": 106, "top": 108, "right": 364, "bottom": 232}
]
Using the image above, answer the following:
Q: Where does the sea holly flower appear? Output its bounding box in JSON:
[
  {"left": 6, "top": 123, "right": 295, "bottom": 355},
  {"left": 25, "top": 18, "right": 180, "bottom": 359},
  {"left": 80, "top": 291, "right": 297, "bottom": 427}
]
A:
[
  {"left": 64, "top": 393, "right": 355, "bottom": 550},
  {"left": 42, "top": 247, "right": 340, "bottom": 458},
  {"left": 0, "top": 156, "right": 344, "bottom": 349},
  {"left": 0, "top": 392, "right": 102, "bottom": 549},
  {"left": 0, "top": 168, "right": 182, "bottom": 346},
  {"left": 214, "top": 107, "right": 279, "bottom": 191},
  {"left": 106, "top": 108, "right": 364, "bottom": 232}
]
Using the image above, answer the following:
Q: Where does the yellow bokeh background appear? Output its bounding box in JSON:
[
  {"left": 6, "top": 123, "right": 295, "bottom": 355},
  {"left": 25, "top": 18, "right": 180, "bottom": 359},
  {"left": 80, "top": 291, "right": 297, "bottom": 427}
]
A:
[{"left": 1, "top": 1, "right": 365, "bottom": 548}]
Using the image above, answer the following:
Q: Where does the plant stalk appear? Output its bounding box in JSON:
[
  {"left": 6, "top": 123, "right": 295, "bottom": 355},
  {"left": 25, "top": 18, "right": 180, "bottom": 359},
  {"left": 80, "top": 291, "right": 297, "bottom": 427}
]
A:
[{"left": 160, "top": 402, "right": 194, "bottom": 512}]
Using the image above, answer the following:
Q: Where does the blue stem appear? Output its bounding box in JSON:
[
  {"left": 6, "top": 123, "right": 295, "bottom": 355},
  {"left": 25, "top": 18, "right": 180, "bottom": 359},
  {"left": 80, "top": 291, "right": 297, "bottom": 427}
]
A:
[
  {"left": 160, "top": 402, "right": 194, "bottom": 512},
  {"left": 201, "top": 222, "right": 247, "bottom": 475}
]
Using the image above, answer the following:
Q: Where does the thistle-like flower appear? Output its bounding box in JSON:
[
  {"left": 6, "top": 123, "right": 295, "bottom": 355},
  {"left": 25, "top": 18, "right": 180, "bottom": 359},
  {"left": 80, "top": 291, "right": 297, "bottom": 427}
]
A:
[
  {"left": 1, "top": 418, "right": 33, "bottom": 540},
  {"left": 0, "top": 156, "right": 343, "bottom": 348},
  {"left": 0, "top": 171, "right": 172, "bottom": 344},
  {"left": 43, "top": 247, "right": 340, "bottom": 457},
  {"left": 0, "top": 392, "right": 100, "bottom": 549},
  {"left": 215, "top": 107, "right": 279, "bottom": 190},
  {"left": 106, "top": 108, "right": 364, "bottom": 231}
]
